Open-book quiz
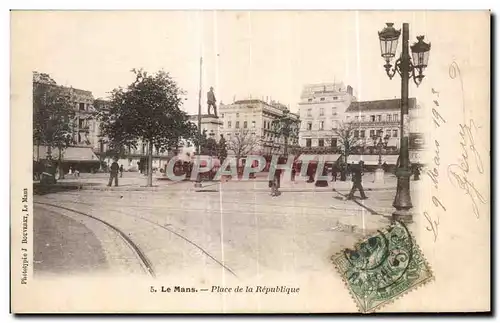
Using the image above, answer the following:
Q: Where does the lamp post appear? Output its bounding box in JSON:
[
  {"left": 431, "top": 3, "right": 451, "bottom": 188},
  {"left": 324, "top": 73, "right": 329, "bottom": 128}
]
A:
[
  {"left": 378, "top": 22, "right": 431, "bottom": 222},
  {"left": 373, "top": 134, "right": 389, "bottom": 183}
]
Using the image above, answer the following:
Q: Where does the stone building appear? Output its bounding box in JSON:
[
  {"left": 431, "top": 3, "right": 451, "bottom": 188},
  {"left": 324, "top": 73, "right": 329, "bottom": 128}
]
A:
[
  {"left": 297, "top": 82, "right": 356, "bottom": 149},
  {"left": 344, "top": 97, "right": 426, "bottom": 165},
  {"left": 33, "top": 72, "right": 100, "bottom": 172}
]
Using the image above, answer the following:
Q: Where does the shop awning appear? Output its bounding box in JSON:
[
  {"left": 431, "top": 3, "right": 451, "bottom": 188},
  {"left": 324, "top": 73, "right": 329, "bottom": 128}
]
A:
[
  {"left": 34, "top": 146, "right": 99, "bottom": 162},
  {"left": 297, "top": 154, "right": 341, "bottom": 163},
  {"left": 347, "top": 154, "right": 399, "bottom": 166}
]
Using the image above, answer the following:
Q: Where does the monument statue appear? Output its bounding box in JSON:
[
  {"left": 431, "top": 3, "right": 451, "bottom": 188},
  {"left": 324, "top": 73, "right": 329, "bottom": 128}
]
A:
[{"left": 207, "top": 86, "right": 218, "bottom": 117}]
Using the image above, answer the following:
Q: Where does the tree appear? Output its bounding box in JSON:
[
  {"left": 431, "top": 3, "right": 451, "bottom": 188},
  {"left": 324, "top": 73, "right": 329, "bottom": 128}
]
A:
[
  {"left": 328, "top": 121, "right": 359, "bottom": 181},
  {"left": 96, "top": 69, "right": 193, "bottom": 186},
  {"left": 271, "top": 109, "right": 300, "bottom": 155},
  {"left": 227, "top": 130, "right": 261, "bottom": 163},
  {"left": 33, "top": 80, "right": 76, "bottom": 179}
]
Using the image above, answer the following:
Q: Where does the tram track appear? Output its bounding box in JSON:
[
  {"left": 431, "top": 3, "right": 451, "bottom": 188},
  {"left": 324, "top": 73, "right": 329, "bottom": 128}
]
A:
[{"left": 34, "top": 200, "right": 238, "bottom": 278}]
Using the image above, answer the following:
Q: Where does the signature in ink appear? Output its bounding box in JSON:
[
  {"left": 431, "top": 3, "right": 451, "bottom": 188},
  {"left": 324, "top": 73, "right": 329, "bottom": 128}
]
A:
[
  {"left": 447, "top": 163, "right": 487, "bottom": 219},
  {"left": 447, "top": 61, "right": 488, "bottom": 219}
]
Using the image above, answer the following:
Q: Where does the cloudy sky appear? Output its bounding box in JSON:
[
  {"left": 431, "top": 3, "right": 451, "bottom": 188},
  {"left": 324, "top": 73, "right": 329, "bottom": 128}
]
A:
[{"left": 12, "top": 10, "right": 488, "bottom": 115}]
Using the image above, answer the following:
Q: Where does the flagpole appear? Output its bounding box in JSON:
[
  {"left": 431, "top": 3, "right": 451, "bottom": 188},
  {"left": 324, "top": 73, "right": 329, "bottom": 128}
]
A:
[{"left": 195, "top": 56, "right": 203, "bottom": 188}]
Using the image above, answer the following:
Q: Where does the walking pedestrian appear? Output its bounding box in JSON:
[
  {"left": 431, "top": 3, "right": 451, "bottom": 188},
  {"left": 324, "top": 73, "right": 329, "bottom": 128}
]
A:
[
  {"left": 347, "top": 161, "right": 367, "bottom": 200},
  {"left": 119, "top": 164, "right": 124, "bottom": 178},
  {"left": 108, "top": 158, "right": 119, "bottom": 187}
]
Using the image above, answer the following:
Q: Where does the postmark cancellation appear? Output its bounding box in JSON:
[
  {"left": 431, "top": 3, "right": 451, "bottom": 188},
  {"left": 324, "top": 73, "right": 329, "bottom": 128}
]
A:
[{"left": 332, "top": 221, "right": 434, "bottom": 313}]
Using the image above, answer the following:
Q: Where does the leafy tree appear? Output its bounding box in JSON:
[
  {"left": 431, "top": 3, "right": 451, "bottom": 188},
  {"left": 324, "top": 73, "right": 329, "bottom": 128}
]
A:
[
  {"left": 271, "top": 109, "right": 300, "bottom": 155},
  {"left": 227, "top": 130, "right": 261, "bottom": 163},
  {"left": 33, "top": 80, "right": 76, "bottom": 179},
  {"left": 95, "top": 69, "right": 193, "bottom": 186}
]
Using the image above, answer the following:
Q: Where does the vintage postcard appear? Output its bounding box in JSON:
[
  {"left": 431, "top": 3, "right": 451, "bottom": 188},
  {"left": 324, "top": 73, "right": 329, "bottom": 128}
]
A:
[{"left": 10, "top": 10, "right": 490, "bottom": 313}]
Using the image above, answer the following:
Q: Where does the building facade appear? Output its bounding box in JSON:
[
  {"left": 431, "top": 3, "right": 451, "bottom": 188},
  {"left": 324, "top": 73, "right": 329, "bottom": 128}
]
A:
[
  {"left": 344, "top": 97, "right": 427, "bottom": 164},
  {"left": 298, "top": 82, "right": 356, "bottom": 149},
  {"left": 219, "top": 99, "right": 300, "bottom": 156}
]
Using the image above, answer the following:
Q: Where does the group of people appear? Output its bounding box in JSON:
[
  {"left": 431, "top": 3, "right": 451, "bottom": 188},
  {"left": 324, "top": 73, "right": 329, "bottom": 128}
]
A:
[{"left": 268, "top": 160, "right": 368, "bottom": 200}]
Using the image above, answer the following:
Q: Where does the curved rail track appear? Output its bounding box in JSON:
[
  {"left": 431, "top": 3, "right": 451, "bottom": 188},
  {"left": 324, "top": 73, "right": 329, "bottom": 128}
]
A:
[{"left": 34, "top": 201, "right": 156, "bottom": 278}]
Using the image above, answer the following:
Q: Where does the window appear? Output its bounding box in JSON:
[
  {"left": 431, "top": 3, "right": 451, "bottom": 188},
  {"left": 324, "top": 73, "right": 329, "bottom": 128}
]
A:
[
  {"left": 306, "top": 139, "right": 312, "bottom": 147},
  {"left": 333, "top": 96, "right": 338, "bottom": 100},
  {"left": 393, "top": 114, "right": 398, "bottom": 121},
  {"left": 228, "top": 121, "right": 232, "bottom": 128},
  {"left": 354, "top": 130, "right": 359, "bottom": 138},
  {"left": 371, "top": 115, "right": 376, "bottom": 122},
  {"left": 330, "top": 138, "right": 337, "bottom": 147},
  {"left": 370, "top": 130, "right": 375, "bottom": 137},
  {"left": 387, "top": 114, "right": 392, "bottom": 122},
  {"left": 318, "top": 139, "right": 324, "bottom": 147},
  {"left": 236, "top": 121, "right": 240, "bottom": 128},
  {"left": 221, "top": 113, "right": 225, "bottom": 118},
  {"left": 308, "top": 98, "right": 313, "bottom": 102},
  {"left": 244, "top": 121, "right": 248, "bottom": 128},
  {"left": 236, "top": 113, "right": 240, "bottom": 117},
  {"left": 386, "top": 130, "right": 391, "bottom": 137},
  {"left": 376, "top": 115, "right": 382, "bottom": 122},
  {"left": 307, "top": 108, "right": 312, "bottom": 117},
  {"left": 393, "top": 129, "right": 398, "bottom": 137},
  {"left": 360, "top": 130, "right": 366, "bottom": 138},
  {"left": 79, "top": 103, "right": 85, "bottom": 111},
  {"left": 307, "top": 122, "right": 312, "bottom": 130},
  {"left": 361, "top": 115, "right": 365, "bottom": 121},
  {"left": 377, "top": 129, "right": 383, "bottom": 137},
  {"left": 319, "top": 121, "right": 324, "bottom": 130},
  {"left": 252, "top": 121, "right": 256, "bottom": 128},
  {"left": 320, "top": 108, "right": 324, "bottom": 116},
  {"left": 227, "top": 133, "right": 231, "bottom": 137},
  {"left": 355, "top": 116, "right": 359, "bottom": 121},
  {"left": 320, "top": 97, "right": 325, "bottom": 101}
]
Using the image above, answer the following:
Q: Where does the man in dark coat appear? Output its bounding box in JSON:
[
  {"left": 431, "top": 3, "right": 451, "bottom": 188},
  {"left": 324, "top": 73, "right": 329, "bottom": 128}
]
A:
[
  {"left": 207, "top": 87, "right": 217, "bottom": 116},
  {"left": 108, "top": 158, "right": 119, "bottom": 187},
  {"left": 347, "top": 161, "right": 367, "bottom": 200}
]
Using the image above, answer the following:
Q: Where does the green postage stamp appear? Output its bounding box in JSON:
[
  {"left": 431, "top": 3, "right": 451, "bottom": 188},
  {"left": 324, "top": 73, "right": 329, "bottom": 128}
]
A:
[{"left": 332, "top": 221, "right": 434, "bottom": 313}]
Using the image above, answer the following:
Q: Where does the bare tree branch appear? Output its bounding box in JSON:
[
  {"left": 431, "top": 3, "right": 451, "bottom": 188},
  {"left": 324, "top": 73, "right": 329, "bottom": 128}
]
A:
[{"left": 226, "top": 130, "right": 261, "bottom": 160}]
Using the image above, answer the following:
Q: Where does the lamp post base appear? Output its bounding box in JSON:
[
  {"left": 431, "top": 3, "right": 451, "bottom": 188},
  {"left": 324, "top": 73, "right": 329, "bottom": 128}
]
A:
[{"left": 392, "top": 168, "right": 413, "bottom": 223}]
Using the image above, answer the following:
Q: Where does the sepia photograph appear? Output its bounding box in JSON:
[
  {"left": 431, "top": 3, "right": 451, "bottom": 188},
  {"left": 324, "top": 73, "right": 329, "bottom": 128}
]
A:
[{"left": 10, "top": 10, "right": 490, "bottom": 313}]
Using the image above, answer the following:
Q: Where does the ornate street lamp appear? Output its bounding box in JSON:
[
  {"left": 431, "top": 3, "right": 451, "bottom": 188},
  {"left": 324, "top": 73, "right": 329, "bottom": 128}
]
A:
[
  {"left": 378, "top": 22, "right": 431, "bottom": 222},
  {"left": 271, "top": 109, "right": 300, "bottom": 156},
  {"left": 374, "top": 134, "right": 390, "bottom": 167}
]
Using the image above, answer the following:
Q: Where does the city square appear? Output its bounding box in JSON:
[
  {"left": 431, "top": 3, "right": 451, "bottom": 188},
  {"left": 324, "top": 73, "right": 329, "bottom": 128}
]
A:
[{"left": 33, "top": 170, "right": 424, "bottom": 280}]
